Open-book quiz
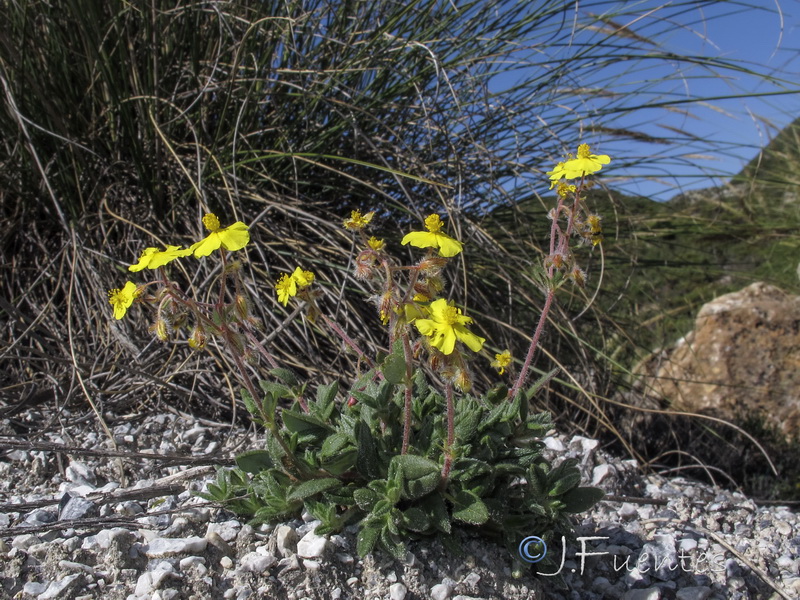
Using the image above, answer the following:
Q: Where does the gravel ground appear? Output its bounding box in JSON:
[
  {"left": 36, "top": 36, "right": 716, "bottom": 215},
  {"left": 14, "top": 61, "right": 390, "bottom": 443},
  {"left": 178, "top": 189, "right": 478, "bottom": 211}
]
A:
[{"left": 0, "top": 407, "right": 798, "bottom": 600}]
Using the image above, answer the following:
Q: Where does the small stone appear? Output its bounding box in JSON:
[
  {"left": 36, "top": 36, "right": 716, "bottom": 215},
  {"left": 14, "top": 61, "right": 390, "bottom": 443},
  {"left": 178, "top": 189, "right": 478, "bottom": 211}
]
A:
[
  {"left": 463, "top": 572, "right": 481, "bottom": 587},
  {"left": 179, "top": 556, "right": 205, "bottom": 570},
  {"left": 38, "top": 574, "right": 83, "bottom": 600},
  {"left": 302, "top": 559, "right": 321, "bottom": 570},
  {"left": 240, "top": 551, "right": 276, "bottom": 573},
  {"left": 619, "top": 503, "right": 639, "bottom": 520},
  {"left": 431, "top": 583, "right": 452, "bottom": 600},
  {"left": 346, "top": 577, "right": 359, "bottom": 587},
  {"left": 57, "top": 560, "right": 95, "bottom": 574},
  {"left": 297, "top": 530, "right": 327, "bottom": 558},
  {"left": 275, "top": 525, "right": 298, "bottom": 557},
  {"left": 65, "top": 461, "right": 96, "bottom": 486},
  {"left": 12, "top": 534, "right": 41, "bottom": 550},
  {"left": 389, "top": 583, "right": 407, "bottom": 600},
  {"left": 145, "top": 536, "right": 207, "bottom": 558},
  {"left": 220, "top": 556, "right": 234, "bottom": 569},
  {"left": 206, "top": 531, "right": 235, "bottom": 557},
  {"left": 622, "top": 589, "right": 661, "bottom": 600},
  {"left": 59, "top": 495, "right": 97, "bottom": 521},
  {"left": 592, "top": 464, "right": 612, "bottom": 485},
  {"left": 135, "top": 565, "right": 173, "bottom": 597},
  {"left": 543, "top": 437, "right": 565, "bottom": 451},
  {"left": 206, "top": 520, "right": 241, "bottom": 542},
  {"left": 775, "top": 521, "right": 793, "bottom": 536},
  {"left": 22, "top": 582, "right": 48, "bottom": 597},
  {"left": 676, "top": 587, "right": 712, "bottom": 600}
]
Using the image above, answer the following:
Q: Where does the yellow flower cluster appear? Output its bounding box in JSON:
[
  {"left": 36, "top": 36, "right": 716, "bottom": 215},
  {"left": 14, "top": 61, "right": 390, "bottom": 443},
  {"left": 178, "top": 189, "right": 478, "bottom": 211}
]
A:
[
  {"left": 276, "top": 267, "right": 315, "bottom": 306},
  {"left": 546, "top": 143, "right": 610, "bottom": 189},
  {"left": 108, "top": 213, "right": 250, "bottom": 319}
]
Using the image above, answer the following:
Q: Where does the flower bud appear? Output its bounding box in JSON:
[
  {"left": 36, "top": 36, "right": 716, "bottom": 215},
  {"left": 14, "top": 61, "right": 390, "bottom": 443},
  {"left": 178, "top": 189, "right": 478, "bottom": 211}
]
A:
[
  {"left": 153, "top": 319, "right": 168, "bottom": 342},
  {"left": 235, "top": 294, "right": 249, "bottom": 320},
  {"left": 188, "top": 326, "right": 207, "bottom": 350}
]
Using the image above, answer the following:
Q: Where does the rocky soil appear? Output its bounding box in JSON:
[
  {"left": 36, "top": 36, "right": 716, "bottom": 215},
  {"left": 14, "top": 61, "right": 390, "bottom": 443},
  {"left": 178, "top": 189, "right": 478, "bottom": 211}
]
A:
[{"left": 1, "top": 406, "right": 798, "bottom": 600}]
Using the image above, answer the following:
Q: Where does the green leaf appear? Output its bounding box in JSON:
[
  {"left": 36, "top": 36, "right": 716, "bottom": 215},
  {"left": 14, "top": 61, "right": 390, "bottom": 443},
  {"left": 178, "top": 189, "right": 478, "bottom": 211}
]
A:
[
  {"left": 550, "top": 470, "right": 581, "bottom": 496},
  {"left": 525, "top": 368, "right": 559, "bottom": 401},
  {"left": 235, "top": 450, "right": 274, "bottom": 474},
  {"left": 355, "top": 421, "right": 381, "bottom": 479},
  {"left": 388, "top": 455, "right": 441, "bottom": 501},
  {"left": 259, "top": 379, "right": 294, "bottom": 400},
  {"left": 402, "top": 507, "right": 431, "bottom": 532},
  {"left": 418, "top": 493, "right": 451, "bottom": 533},
  {"left": 316, "top": 381, "right": 339, "bottom": 406},
  {"left": 356, "top": 523, "right": 381, "bottom": 557},
  {"left": 381, "top": 349, "right": 407, "bottom": 385},
  {"left": 451, "top": 490, "right": 489, "bottom": 524},
  {"left": 287, "top": 478, "right": 342, "bottom": 502},
  {"left": 561, "top": 486, "right": 605, "bottom": 513},
  {"left": 282, "top": 410, "right": 333, "bottom": 437},
  {"left": 269, "top": 368, "right": 299, "bottom": 387},
  {"left": 353, "top": 487, "right": 379, "bottom": 511},
  {"left": 320, "top": 431, "right": 352, "bottom": 459},
  {"left": 241, "top": 388, "right": 257, "bottom": 417}
]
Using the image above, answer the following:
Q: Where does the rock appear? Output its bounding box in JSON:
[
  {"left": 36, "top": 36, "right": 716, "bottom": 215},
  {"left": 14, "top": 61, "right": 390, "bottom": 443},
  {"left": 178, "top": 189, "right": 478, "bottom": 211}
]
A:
[
  {"left": 641, "top": 282, "right": 800, "bottom": 440},
  {"left": 275, "top": 524, "right": 298, "bottom": 557},
  {"left": 430, "top": 582, "right": 452, "bottom": 600},
  {"left": 622, "top": 588, "right": 661, "bottom": 600},
  {"left": 676, "top": 586, "right": 712, "bottom": 600},
  {"left": 389, "top": 583, "right": 407, "bottom": 600},
  {"left": 144, "top": 536, "right": 207, "bottom": 558},
  {"left": 297, "top": 529, "right": 328, "bottom": 559},
  {"left": 239, "top": 551, "right": 276, "bottom": 573},
  {"left": 134, "top": 562, "right": 174, "bottom": 596},
  {"left": 58, "top": 495, "right": 97, "bottom": 521},
  {"left": 37, "top": 574, "right": 82, "bottom": 599}
]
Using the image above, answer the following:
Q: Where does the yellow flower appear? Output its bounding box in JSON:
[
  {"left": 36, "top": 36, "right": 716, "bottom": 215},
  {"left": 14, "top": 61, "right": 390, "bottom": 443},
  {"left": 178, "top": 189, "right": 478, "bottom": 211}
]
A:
[
  {"left": 491, "top": 350, "right": 512, "bottom": 375},
  {"left": 399, "top": 293, "right": 429, "bottom": 324},
  {"left": 190, "top": 213, "right": 250, "bottom": 257},
  {"left": 414, "top": 298, "right": 485, "bottom": 355},
  {"left": 128, "top": 245, "right": 191, "bottom": 272},
  {"left": 556, "top": 182, "right": 577, "bottom": 198},
  {"left": 275, "top": 267, "right": 315, "bottom": 306},
  {"left": 343, "top": 210, "right": 374, "bottom": 231},
  {"left": 108, "top": 281, "right": 139, "bottom": 320},
  {"left": 367, "top": 236, "right": 385, "bottom": 251},
  {"left": 401, "top": 214, "right": 463, "bottom": 257},
  {"left": 276, "top": 273, "right": 297, "bottom": 306},
  {"left": 291, "top": 267, "right": 315, "bottom": 288},
  {"left": 547, "top": 144, "right": 611, "bottom": 188}
]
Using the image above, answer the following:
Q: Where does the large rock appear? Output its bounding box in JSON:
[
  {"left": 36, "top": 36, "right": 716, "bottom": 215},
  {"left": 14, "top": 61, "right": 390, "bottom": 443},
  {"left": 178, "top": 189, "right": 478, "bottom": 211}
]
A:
[{"left": 641, "top": 282, "right": 800, "bottom": 441}]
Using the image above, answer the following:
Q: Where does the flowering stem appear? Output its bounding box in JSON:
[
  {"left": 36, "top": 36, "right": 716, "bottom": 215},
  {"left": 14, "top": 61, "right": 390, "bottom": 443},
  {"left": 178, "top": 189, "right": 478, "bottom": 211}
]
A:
[
  {"left": 441, "top": 382, "right": 455, "bottom": 482},
  {"left": 319, "top": 312, "right": 375, "bottom": 369},
  {"left": 401, "top": 332, "right": 414, "bottom": 454},
  {"left": 508, "top": 287, "right": 555, "bottom": 401}
]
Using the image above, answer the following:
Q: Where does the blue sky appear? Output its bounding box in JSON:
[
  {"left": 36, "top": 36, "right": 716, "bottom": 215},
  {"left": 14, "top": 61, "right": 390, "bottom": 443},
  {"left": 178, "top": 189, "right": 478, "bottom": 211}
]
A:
[{"left": 592, "top": 0, "right": 800, "bottom": 199}]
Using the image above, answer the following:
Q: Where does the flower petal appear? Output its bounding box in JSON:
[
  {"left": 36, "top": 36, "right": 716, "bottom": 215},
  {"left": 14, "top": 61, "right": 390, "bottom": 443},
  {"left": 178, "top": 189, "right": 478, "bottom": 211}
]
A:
[
  {"left": 434, "top": 234, "right": 463, "bottom": 257},
  {"left": 401, "top": 231, "right": 439, "bottom": 250},
  {"left": 190, "top": 233, "right": 222, "bottom": 257},
  {"left": 218, "top": 222, "right": 250, "bottom": 251}
]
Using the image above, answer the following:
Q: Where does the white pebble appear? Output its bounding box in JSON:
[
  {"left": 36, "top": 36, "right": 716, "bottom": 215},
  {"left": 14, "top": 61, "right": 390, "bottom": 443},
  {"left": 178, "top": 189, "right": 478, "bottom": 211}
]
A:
[
  {"left": 297, "top": 530, "right": 328, "bottom": 558},
  {"left": 389, "top": 583, "right": 407, "bottom": 600},
  {"left": 240, "top": 551, "right": 277, "bottom": 573},
  {"left": 430, "top": 583, "right": 452, "bottom": 600},
  {"left": 220, "top": 556, "right": 234, "bottom": 569},
  {"left": 145, "top": 536, "right": 207, "bottom": 558},
  {"left": 275, "top": 525, "right": 298, "bottom": 557},
  {"left": 543, "top": 436, "right": 565, "bottom": 451},
  {"left": 592, "top": 464, "right": 612, "bottom": 485}
]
